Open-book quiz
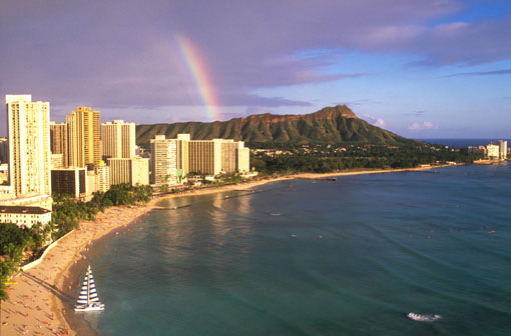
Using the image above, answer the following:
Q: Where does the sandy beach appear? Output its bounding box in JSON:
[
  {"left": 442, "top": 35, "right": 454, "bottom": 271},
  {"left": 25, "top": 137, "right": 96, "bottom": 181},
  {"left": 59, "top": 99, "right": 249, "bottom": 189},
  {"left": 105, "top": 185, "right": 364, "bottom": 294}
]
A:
[{"left": 0, "top": 165, "right": 453, "bottom": 335}]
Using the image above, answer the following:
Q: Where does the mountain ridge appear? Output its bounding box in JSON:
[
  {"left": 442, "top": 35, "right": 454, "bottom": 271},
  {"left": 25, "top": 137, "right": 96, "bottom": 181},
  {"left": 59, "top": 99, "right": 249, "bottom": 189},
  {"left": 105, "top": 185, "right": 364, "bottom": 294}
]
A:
[{"left": 136, "top": 105, "right": 419, "bottom": 146}]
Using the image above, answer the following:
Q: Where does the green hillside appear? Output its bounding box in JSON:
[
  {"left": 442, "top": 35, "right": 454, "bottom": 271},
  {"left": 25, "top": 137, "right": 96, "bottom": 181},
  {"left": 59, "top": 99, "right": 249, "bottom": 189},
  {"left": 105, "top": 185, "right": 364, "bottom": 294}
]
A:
[{"left": 136, "top": 105, "right": 419, "bottom": 147}]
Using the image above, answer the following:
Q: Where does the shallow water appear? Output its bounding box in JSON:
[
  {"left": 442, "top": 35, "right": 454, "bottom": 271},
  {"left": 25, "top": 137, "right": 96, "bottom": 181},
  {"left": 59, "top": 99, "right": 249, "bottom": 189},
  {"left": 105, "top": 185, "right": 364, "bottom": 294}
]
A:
[{"left": 87, "top": 164, "right": 511, "bottom": 335}]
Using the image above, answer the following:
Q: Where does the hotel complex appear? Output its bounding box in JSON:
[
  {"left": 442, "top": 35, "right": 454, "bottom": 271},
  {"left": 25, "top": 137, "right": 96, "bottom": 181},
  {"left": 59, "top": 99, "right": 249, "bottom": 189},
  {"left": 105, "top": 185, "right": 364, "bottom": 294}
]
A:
[
  {"left": 0, "top": 94, "right": 252, "bottom": 227},
  {"left": 468, "top": 140, "right": 508, "bottom": 160},
  {"left": 150, "top": 134, "right": 250, "bottom": 186}
]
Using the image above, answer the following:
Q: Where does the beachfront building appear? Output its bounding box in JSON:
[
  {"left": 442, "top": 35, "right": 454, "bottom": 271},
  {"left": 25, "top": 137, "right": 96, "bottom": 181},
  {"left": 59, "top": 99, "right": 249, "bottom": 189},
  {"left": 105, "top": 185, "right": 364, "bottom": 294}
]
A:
[
  {"left": 51, "top": 167, "right": 88, "bottom": 199},
  {"left": 149, "top": 133, "right": 250, "bottom": 186},
  {"left": 101, "top": 120, "right": 136, "bottom": 160},
  {"left": 487, "top": 144, "right": 500, "bottom": 159},
  {"left": 189, "top": 138, "right": 250, "bottom": 175},
  {"left": 0, "top": 205, "right": 52, "bottom": 228},
  {"left": 67, "top": 106, "right": 101, "bottom": 168},
  {"left": 1, "top": 95, "right": 52, "bottom": 211},
  {"left": 107, "top": 157, "right": 150, "bottom": 186},
  {"left": 150, "top": 135, "right": 189, "bottom": 186},
  {"left": 50, "top": 121, "right": 69, "bottom": 167}
]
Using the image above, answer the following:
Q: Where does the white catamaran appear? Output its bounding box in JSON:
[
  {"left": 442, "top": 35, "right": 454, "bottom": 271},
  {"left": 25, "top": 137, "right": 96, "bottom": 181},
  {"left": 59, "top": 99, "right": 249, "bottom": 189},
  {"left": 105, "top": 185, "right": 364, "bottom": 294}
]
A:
[{"left": 74, "top": 265, "right": 105, "bottom": 312}]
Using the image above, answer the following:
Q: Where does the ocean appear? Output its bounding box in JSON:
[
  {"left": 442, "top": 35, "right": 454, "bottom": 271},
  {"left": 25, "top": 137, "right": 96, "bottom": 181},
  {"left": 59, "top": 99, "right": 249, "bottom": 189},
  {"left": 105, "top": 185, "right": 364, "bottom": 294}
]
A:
[
  {"left": 416, "top": 138, "right": 511, "bottom": 148},
  {"left": 84, "top": 164, "right": 511, "bottom": 336}
]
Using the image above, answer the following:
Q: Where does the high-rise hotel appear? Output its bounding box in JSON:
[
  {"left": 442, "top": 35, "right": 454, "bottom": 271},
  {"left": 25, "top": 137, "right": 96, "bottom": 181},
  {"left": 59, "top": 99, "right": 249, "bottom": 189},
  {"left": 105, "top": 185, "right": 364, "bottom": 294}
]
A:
[
  {"left": 0, "top": 95, "right": 53, "bottom": 227},
  {"left": 102, "top": 120, "right": 136, "bottom": 159},
  {"left": 66, "top": 106, "right": 101, "bottom": 168},
  {"left": 5, "top": 95, "right": 51, "bottom": 199}
]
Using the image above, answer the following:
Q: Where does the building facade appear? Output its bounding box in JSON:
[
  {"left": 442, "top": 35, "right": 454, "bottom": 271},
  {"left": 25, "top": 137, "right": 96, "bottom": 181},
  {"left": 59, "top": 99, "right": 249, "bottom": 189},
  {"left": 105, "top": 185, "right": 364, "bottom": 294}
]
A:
[
  {"left": 95, "top": 161, "right": 110, "bottom": 192},
  {"left": 107, "top": 157, "right": 149, "bottom": 186},
  {"left": 67, "top": 106, "right": 101, "bottom": 168},
  {"left": 51, "top": 167, "right": 87, "bottom": 199},
  {"left": 5, "top": 95, "right": 52, "bottom": 200},
  {"left": 150, "top": 134, "right": 250, "bottom": 185},
  {"left": 101, "top": 120, "right": 136, "bottom": 160},
  {"left": 0, "top": 205, "right": 52, "bottom": 228},
  {"left": 50, "top": 121, "right": 68, "bottom": 167},
  {"left": 498, "top": 140, "right": 508, "bottom": 160},
  {"left": 0, "top": 137, "right": 8, "bottom": 163},
  {"left": 487, "top": 144, "right": 499, "bottom": 159},
  {"left": 150, "top": 135, "right": 186, "bottom": 185}
]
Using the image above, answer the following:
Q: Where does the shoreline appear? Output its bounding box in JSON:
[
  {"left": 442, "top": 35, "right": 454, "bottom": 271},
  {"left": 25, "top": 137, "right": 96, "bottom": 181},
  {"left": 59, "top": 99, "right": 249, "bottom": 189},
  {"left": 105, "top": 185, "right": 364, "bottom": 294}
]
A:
[{"left": 0, "top": 164, "right": 456, "bottom": 335}]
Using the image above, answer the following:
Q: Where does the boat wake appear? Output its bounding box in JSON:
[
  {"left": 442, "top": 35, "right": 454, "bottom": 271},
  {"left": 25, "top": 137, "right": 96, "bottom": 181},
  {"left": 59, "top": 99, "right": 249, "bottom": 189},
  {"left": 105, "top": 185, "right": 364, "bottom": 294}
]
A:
[{"left": 407, "top": 313, "right": 442, "bottom": 322}]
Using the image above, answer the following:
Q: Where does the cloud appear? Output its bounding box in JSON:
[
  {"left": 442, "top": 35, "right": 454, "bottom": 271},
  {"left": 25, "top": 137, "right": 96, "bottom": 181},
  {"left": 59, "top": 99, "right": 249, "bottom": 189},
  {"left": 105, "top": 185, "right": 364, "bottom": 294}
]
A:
[
  {"left": 1, "top": 0, "right": 510, "bottom": 121},
  {"left": 408, "top": 121, "right": 437, "bottom": 131},
  {"left": 361, "top": 115, "right": 386, "bottom": 128},
  {"left": 445, "top": 69, "right": 511, "bottom": 77}
]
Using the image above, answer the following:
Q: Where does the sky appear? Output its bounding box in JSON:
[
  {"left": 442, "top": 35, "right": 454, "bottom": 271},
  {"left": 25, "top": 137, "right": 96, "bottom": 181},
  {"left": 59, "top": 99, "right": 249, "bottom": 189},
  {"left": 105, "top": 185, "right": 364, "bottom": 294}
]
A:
[{"left": 1, "top": 0, "right": 510, "bottom": 138}]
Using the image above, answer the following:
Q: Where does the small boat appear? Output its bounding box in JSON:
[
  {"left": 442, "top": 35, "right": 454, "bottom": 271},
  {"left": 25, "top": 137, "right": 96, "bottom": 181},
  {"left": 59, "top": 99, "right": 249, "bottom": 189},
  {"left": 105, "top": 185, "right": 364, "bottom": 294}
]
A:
[{"left": 74, "top": 265, "right": 105, "bottom": 312}]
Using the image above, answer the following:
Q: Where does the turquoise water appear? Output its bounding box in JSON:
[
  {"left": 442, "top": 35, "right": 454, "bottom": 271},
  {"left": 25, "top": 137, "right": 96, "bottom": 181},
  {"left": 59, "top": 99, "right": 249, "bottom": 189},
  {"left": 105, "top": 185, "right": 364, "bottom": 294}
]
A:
[{"left": 87, "top": 164, "right": 511, "bottom": 335}]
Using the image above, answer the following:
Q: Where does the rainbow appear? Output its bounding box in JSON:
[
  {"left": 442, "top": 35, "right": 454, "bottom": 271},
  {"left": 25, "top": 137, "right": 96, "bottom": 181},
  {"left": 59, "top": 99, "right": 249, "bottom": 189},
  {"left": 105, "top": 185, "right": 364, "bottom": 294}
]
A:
[{"left": 176, "top": 34, "right": 222, "bottom": 121}]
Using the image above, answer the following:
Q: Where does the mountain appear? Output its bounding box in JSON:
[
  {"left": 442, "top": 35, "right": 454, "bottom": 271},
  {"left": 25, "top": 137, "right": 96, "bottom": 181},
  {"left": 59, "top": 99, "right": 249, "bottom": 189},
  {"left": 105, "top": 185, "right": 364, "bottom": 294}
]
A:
[{"left": 136, "top": 105, "right": 419, "bottom": 146}]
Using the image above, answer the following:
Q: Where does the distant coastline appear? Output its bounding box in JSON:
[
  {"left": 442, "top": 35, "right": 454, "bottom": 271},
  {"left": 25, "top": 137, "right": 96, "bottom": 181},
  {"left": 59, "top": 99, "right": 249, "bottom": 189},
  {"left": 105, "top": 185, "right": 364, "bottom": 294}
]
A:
[
  {"left": 416, "top": 138, "right": 511, "bottom": 148},
  {"left": 1, "top": 164, "right": 459, "bottom": 336}
]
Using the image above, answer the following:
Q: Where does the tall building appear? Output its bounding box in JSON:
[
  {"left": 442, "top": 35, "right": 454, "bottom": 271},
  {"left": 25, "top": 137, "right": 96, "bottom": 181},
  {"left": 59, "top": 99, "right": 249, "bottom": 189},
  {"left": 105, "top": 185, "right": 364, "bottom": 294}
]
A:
[
  {"left": 237, "top": 142, "right": 250, "bottom": 173},
  {"left": 95, "top": 161, "right": 110, "bottom": 192},
  {"left": 107, "top": 157, "right": 150, "bottom": 186},
  {"left": 102, "top": 120, "right": 136, "bottom": 159},
  {"left": 5, "top": 95, "right": 51, "bottom": 199},
  {"left": 67, "top": 106, "right": 101, "bottom": 168},
  {"left": 150, "top": 135, "right": 187, "bottom": 185},
  {"left": 498, "top": 140, "right": 507, "bottom": 160},
  {"left": 50, "top": 121, "right": 68, "bottom": 167}
]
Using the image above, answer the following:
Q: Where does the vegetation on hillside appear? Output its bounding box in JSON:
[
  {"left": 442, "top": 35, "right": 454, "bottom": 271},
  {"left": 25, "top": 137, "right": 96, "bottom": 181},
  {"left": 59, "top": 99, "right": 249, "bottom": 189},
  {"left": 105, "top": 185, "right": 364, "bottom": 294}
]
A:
[{"left": 136, "top": 105, "right": 421, "bottom": 148}]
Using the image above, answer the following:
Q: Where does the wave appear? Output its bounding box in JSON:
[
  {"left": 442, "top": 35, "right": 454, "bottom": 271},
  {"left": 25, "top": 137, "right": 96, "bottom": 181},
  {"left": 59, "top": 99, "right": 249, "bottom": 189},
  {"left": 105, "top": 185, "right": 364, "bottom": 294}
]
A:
[{"left": 407, "top": 312, "right": 442, "bottom": 322}]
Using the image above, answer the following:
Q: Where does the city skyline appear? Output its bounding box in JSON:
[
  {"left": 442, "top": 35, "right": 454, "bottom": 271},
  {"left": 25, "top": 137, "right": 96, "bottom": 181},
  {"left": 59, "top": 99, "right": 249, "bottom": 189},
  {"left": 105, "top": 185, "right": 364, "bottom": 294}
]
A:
[{"left": 1, "top": 1, "right": 510, "bottom": 138}]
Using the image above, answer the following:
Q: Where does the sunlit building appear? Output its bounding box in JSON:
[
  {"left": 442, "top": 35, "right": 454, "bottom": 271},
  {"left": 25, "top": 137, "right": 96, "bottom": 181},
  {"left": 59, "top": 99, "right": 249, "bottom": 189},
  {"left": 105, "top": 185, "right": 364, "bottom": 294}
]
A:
[
  {"left": 4, "top": 95, "right": 52, "bottom": 209},
  {"left": 102, "top": 120, "right": 136, "bottom": 160},
  {"left": 50, "top": 121, "right": 68, "bottom": 167},
  {"left": 67, "top": 106, "right": 101, "bottom": 168},
  {"left": 150, "top": 133, "right": 250, "bottom": 186},
  {"left": 107, "top": 157, "right": 150, "bottom": 186},
  {"left": 150, "top": 135, "right": 188, "bottom": 185}
]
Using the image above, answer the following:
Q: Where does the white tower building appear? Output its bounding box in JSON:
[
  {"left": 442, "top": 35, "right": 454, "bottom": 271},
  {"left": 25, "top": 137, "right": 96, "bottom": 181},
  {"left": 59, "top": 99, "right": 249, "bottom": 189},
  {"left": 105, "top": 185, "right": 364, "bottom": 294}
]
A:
[{"left": 6, "top": 95, "right": 51, "bottom": 198}]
